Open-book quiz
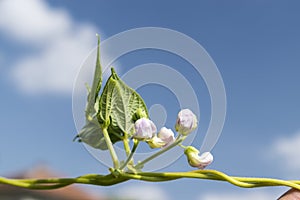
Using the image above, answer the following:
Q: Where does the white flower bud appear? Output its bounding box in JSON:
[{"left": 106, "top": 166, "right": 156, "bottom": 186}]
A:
[
  {"left": 133, "top": 118, "right": 157, "bottom": 140},
  {"left": 148, "top": 127, "right": 175, "bottom": 148},
  {"left": 148, "top": 135, "right": 165, "bottom": 148},
  {"left": 175, "top": 109, "right": 198, "bottom": 135},
  {"left": 158, "top": 127, "right": 175, "bottom": 147},
  {"left": 184, "top": 146, "right": 213, "bottom": 169}
]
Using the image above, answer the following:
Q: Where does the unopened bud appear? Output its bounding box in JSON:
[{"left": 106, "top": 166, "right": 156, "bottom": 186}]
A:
[
  {"left": 175, "top": 109, "right": 198, "bottom": 135},
  {"left": 133, "top": 118, "right": 157, "bottom": 140},
  {"left": 148, "top": 136, "right": 165, "bottom": 148},
  {"left": 157, "top": 127, "right": 175, "bottom": 147},
  {"left": 184, "top": 146, "right": 213, "bottom": 169},
  {"left": 148, "top": 127, "right": 175, "bottom": 148}
]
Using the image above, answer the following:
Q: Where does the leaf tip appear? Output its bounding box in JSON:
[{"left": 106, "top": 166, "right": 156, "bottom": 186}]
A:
[{"left": 111, "top": 67, "right": 119, "bottom": 79}]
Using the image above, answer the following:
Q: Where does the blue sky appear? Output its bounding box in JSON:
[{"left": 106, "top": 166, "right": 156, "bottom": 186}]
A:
[{"left": 1, "top": 0, "right": 300, "bottom": 199}]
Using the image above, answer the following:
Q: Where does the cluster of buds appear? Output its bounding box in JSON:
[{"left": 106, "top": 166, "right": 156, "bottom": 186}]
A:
[
  {"left": 133, "top": 109, "right": 213, "bottom": 169},
  {"left": 133, "top": 118, "right": 175, "bottom": 148}
]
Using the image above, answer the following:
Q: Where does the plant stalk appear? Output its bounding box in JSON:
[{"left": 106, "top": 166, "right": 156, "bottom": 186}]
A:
[{"left": 102, "top": 127, "right": 119, "bottom": 168}]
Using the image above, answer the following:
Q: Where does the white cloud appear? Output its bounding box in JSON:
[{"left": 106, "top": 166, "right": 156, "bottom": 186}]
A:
[
  {"left": 270, "top": 131, "right": 300, "bottom": 171},
  {"left": 199, "top": 190, "right": 283, "bottom": 200},
  {"left": 116, "top": 183, "right": 170, "bottom": 200},
  {"left": 0, "top": 0, "right": 72, "bottom": 44},
  {"left": 11, "top": 28, "right": 96, "bottom": 94},
  {"left": 0, "top": 0, "right": 100, "bottom": 95}
]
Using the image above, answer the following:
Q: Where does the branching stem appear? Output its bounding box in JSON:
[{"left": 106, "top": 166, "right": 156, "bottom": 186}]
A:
[
  {"left": 135, "top": 135, "right": 186, "bottom": 169},
  {"left": 120, "top": 139, "right": 139, "bottom": 170}
]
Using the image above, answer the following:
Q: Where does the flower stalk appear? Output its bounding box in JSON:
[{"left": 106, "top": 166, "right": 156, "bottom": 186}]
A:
[
  {"left": 120, "top": 139, "right": 139, "bottom": 170},
  {"left": 135, "top": 135, "right": 186, "bottom": 169}
]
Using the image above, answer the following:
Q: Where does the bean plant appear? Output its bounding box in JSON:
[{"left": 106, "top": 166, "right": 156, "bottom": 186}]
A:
[{"left": 1, "top": 35, "right": 300, "bottom": 193}]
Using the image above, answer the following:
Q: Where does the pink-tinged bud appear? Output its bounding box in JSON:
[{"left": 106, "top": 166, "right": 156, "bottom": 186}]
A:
[
  {"left": 148, "top": 136, "right": 165, "bottom": 148},
  {"left": 158, "top": 127, "right": 175, "bottom": 147},
  {"left": 148, "top": 127, "right": 176, "bottom": 148},
  {"left": 133, "top": 118, "right": 157, "bottom": 140},
  {"left": 184, "top": 146, "right": 213, "bottom": 169},
  {"left": 175, "top": 109, "right": 198, "bottom": 135}
]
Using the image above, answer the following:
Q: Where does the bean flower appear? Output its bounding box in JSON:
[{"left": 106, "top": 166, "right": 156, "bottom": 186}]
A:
[
  {"left": 175, "top": 109, "right": 198, "bottom": 135},
  {"left": 184, "top": 146, "right": 213, "bottom": 169},
  {"left": 133, "top": 118, "right": 157, "bottom": 140},
  {"left": 147, "top": 136, "right": 165, "bottom": 148},
  {"left": 148, "top": 127, "right": 175, "bottom": 148},
  {"left": 157, "top": 127, "right": 175, "bottom": 147}
]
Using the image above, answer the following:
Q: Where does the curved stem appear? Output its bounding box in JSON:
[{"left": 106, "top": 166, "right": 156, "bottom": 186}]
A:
[
  {"left": 120, "top": 139, "right": 139, "bottom": 170},
  {"left": 102, "top": 127, "right": 119, "bottom": 168},
  {"left": 135, "top": 135, "right": 186, "bottom": 169},
  {"left": 134, "top": 170, "right": 300, "bottom": 190},
  {"left": 0, "top": 174, "right": 128, "bottom": 189},
  {"left": 1, "top": 169, "right": 300, "bottom": 191}
]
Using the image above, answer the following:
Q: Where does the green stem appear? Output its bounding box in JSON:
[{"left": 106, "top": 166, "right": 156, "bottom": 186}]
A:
[
  {"left": 123, "top": 133, "right": 131, "bottom": 157},
  {"left": 0, "top": 177, "right": 69, "bottom": 189},
  {"left": 0, "top": 173, "right": 128, "bottom": 189},
  {"left": 1, "top": 170, "right": 300, "bottom": 191},
  {"left": 120, "top": 139, "right": 139, "bottom": 170},
  {"left": 134, "top": 170, "right": 300, "bottom": 190},
  {"left": 135, "top": 135, "right": 186, "bottom": 169},
  {"left": 102, "top": 127, "right": 119, "bottom": 168}
]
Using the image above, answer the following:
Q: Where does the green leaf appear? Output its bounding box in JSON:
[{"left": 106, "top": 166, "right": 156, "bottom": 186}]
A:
[
  {"left": 74, "top": 118, "right": 105, "bottom": 149},
  {"left": 75, "top": 35, "right": 148, "bottom": 150},
  {"left": 111, "top": 68, "right": 148, "bottom": 134},
  {"left": 98, "top": 71, "right": 117, "bottom": 126},
  {"left": 75, "top": 35, "right": 107, "bottom": 149},
  {"left": 86, "top": 34, "right": 102, "bottom": 119},
  {"left": 74, "top": 117, "right": 121, "bottom": 150},
  {"left": 97, "top": 68, "right": 149, "bottom": 145}
]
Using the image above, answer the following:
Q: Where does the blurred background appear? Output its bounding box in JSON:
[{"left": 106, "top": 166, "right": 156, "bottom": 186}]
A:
[{"left": 0, "top": 0, "right": 300, "bottom": 199}]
